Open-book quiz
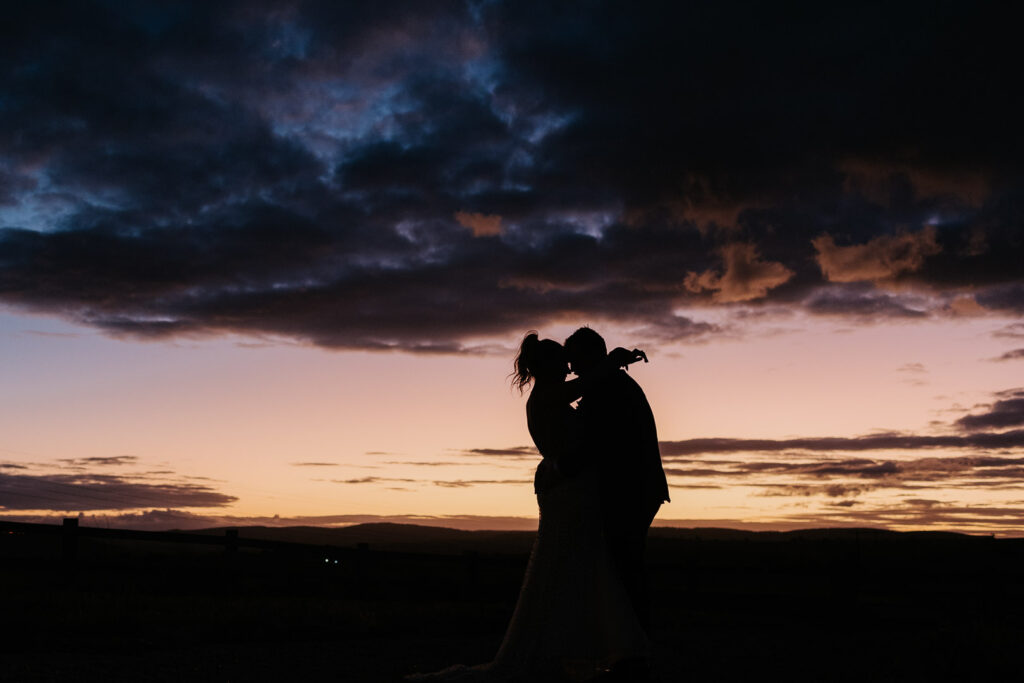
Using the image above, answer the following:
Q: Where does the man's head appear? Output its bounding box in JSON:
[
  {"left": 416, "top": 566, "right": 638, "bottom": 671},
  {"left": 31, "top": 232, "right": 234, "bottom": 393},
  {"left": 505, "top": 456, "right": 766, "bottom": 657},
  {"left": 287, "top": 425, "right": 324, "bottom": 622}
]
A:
[{"left": 564, "top": 326, "right": 607, "bottom": 376}]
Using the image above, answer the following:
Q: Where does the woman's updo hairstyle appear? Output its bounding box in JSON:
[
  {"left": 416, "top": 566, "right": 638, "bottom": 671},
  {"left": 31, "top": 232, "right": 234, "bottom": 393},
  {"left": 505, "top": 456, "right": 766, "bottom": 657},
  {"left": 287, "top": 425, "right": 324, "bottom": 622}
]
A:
[{"left": 511, "top": 331, "right": 565, "bottom": 393}]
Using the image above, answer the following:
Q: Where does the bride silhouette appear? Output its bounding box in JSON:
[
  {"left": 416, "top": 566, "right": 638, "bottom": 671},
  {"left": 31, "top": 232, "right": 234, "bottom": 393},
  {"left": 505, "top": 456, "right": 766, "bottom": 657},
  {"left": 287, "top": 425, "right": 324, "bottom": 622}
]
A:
[{"left": 407, "top": 333, "right": 650, "bottom": 682}]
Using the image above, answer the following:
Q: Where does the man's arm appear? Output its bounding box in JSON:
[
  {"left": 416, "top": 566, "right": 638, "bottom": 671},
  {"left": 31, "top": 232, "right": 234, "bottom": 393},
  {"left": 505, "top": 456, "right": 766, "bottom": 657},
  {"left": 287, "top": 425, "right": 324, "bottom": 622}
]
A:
[{"left": 557, "top": 348, "right": 647, "bottom": 404}]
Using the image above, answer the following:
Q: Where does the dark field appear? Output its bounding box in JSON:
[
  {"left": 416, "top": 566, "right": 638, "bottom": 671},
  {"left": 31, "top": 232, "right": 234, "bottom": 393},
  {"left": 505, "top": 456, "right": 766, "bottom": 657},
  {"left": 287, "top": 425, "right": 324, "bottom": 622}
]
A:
[{"left": 4, "top": 524, "right": 1024, "bottom": 682}]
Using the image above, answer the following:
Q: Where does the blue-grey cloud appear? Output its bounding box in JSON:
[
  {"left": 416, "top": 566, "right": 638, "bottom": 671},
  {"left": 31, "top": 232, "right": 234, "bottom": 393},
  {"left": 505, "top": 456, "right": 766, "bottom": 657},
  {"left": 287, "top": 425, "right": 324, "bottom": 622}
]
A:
[{"left": 1, "top": 1, "right": 1022, "bottom": 352}]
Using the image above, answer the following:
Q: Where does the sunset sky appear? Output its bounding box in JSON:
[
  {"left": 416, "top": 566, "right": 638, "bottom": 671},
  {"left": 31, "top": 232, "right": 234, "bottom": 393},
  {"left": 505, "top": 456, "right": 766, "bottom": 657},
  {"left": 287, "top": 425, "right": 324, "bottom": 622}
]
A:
[{"left": 2, "top": 1, "right": 1023, "bottom": 535}]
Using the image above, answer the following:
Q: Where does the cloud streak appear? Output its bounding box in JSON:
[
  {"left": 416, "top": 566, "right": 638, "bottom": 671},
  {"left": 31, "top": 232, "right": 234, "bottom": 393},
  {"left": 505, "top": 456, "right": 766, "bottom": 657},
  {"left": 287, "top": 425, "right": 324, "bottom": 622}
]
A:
[
  {"left": 57, "top": 455, "right": 139, "bottom": 468},
  {"left": 660, "top": 430, "right": 1024, "bottom": 456},
  {"left": 0, "top": 471, "right": 236, "bottom": 511},
  {"left": 459, "top": 447, "right": 539, "bottom": 459},
  {"left": 433, "top": 478, "right": 532, "bottom": 488},
  {"left": 783, "top": 499, "right": 1024, "bottom": 535}
]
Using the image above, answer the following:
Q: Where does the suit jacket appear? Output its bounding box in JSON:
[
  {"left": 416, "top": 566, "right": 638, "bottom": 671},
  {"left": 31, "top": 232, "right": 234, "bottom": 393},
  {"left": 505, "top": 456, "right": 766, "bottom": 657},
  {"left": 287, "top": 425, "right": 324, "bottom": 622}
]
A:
[{"left": 578, "top": 369, "right": 670, "bottom": 512}]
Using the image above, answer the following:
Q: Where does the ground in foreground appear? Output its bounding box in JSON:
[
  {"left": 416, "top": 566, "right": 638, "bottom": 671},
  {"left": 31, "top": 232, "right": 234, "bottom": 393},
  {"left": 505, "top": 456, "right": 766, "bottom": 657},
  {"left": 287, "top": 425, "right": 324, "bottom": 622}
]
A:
[{"left": 4, "top": 525, "right": 1024, "bottom": 681}]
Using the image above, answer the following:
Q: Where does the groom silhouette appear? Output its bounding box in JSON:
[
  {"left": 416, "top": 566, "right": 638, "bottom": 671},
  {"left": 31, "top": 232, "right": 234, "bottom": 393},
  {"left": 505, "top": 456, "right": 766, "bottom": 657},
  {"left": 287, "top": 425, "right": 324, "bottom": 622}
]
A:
[{"left": 565, "top": 327, "right": 670, "bottom": 641}]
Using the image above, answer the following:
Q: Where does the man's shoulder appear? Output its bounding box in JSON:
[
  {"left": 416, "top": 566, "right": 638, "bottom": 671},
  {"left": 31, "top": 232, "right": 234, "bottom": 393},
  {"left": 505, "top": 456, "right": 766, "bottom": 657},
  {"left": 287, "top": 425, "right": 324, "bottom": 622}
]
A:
[
  {"left": 590, "top": 369, "right": 648, "bottom": 405},
  {"left": 609, "top": 369, "right": 646, "bottom": 394}
]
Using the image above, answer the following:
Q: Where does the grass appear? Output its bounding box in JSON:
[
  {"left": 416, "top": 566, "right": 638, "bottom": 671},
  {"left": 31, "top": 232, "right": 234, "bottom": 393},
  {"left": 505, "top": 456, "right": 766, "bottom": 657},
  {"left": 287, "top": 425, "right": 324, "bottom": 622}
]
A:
[{"left": 4, "top": 528, "right": 1024, "bottom": 681}]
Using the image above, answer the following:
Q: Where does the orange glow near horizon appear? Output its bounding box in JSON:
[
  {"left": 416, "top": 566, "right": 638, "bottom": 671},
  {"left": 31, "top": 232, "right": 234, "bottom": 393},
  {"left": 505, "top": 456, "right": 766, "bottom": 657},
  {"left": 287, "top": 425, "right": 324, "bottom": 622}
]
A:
[{"left": 2, "top": 309, "right": 1023, "bottom": 535}]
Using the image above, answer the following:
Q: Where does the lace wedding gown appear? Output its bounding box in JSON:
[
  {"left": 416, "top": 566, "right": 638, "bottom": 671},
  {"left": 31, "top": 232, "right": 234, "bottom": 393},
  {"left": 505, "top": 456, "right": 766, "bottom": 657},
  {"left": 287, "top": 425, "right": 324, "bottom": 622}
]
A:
[{"left": 407, "top": 467, "right": 650, "bottom": 682}]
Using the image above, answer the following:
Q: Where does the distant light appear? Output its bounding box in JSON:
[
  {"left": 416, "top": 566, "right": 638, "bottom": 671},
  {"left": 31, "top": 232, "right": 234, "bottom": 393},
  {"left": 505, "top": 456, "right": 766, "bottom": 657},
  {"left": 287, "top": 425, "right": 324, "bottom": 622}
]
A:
[
  {"left": 324, "top": 558, "right": 329, "bottom": 563},
  {"left": 333, "top": 560, "right": 339, "bottom": 564}
]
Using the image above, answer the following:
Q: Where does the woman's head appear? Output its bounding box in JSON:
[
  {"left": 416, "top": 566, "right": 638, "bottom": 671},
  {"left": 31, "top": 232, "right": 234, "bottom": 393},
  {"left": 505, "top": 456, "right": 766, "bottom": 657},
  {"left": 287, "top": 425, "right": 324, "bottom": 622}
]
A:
[{"left": 511, "top": 331, "right": 568, "bottom": 392}]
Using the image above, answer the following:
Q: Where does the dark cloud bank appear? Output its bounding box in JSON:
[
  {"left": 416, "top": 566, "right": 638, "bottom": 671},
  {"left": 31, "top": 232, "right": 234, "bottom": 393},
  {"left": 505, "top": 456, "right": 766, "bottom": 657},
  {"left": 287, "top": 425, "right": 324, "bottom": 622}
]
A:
[
  {"left": 1, "top": 1, "right": 1023, "bottom": 351},
  {"left": 0, "top": 471, "right": 235, "bottom": 511}
]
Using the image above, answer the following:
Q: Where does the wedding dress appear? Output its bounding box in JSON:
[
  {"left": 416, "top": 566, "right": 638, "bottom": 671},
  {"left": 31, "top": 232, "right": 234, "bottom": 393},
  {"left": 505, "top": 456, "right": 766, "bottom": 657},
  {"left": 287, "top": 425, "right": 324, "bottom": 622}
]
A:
[{"left": 407, "top": 467, "right": 650, "bottom": 682}]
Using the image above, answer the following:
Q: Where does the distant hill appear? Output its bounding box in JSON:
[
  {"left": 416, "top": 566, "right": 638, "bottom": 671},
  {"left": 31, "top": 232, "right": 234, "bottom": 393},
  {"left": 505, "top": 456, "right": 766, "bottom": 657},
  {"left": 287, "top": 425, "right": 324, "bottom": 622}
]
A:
[
  {"left": 177, "top": 521, "right": 993, "bottom": 555},
  {"left": 648, "top": 526, "right": 977, "bottom": 542},
  {"left": 185, "top": 522, "right": 538, "bottom": 555}
]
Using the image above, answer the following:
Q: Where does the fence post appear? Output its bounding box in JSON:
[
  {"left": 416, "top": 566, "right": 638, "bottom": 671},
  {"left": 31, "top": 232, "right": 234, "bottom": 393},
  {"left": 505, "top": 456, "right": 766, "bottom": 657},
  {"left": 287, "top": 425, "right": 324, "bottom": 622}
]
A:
[
  {"left": 225, "top": 528, "right": 238, "bottom": 553},
  {"left": 62, "top": 517, "right": 79, "bottom": 562}
]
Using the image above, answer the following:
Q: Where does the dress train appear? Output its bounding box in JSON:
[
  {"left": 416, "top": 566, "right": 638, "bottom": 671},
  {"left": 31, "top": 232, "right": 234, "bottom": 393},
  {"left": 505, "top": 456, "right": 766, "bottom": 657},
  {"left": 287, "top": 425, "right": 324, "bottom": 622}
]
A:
[{"left": 407, "top": 469, "right": 649, "bottom": 682}]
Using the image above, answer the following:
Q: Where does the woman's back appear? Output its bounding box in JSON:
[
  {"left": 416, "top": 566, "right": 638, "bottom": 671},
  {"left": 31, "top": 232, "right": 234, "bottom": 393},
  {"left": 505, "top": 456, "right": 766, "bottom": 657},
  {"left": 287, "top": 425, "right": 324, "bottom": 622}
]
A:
[{"left": 526, "top": 385, "right": 583, "bottom": 492}]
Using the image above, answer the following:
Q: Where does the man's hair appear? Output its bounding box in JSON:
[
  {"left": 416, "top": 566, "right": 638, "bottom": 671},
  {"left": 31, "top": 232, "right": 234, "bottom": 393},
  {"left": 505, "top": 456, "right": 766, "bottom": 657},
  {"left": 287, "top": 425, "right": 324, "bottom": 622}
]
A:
[{"left": 564, "top": 326, "right": 607, "bottom": 357}]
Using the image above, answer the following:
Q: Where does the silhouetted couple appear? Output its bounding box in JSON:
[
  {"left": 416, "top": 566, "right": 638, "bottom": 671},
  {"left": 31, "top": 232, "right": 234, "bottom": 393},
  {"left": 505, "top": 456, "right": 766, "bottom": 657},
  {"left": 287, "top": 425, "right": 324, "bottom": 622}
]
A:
[{"left": 409, "top": 327, "right": 670, "bottom": 682}]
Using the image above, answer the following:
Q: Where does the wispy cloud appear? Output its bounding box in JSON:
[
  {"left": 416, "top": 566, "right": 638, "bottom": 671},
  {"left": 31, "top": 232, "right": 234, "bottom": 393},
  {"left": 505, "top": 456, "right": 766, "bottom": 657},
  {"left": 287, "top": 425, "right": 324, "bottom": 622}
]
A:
[
  {"left": 459, "top": 447, "right": 538, "bottom": 458},
  {"left": 329, "top": 476, "right": 417, "bottom": 485},
  {"left": 994, "top": 323, "right": 1024, "bottom": 340},
  {"left": 897, "top": 363, "right": 927, "bottom": 374},
  {"left": 57, "top": 455, "right": 139, "bottom": 468},
  {"left": 383, "top": 461, "right": 474, "bottom": 467},
  {"left": 780, "top": 499, "right": 1024, "bottom": 535},
  {"left": 660, "top": 430, "right": 1024, "bottom": 456},
  {"left": 666, "top": 454, "right": 1024, "bottom": 490},
  {"left": 433, "top": 479, "right": 532, "bottom": 488},
  {"left": 991, "top": 349, "right": 1024, "bottom": 362}
]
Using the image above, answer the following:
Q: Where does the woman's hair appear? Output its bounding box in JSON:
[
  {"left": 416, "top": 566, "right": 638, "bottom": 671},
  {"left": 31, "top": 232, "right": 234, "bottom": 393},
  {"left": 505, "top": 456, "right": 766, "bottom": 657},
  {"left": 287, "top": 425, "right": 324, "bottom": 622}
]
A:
[
  {"left": 511, "top": 331, "right": 565, "bottom": 393},
  {"left": 511, "top": 331, "right": 540, "bottom": 393}
]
